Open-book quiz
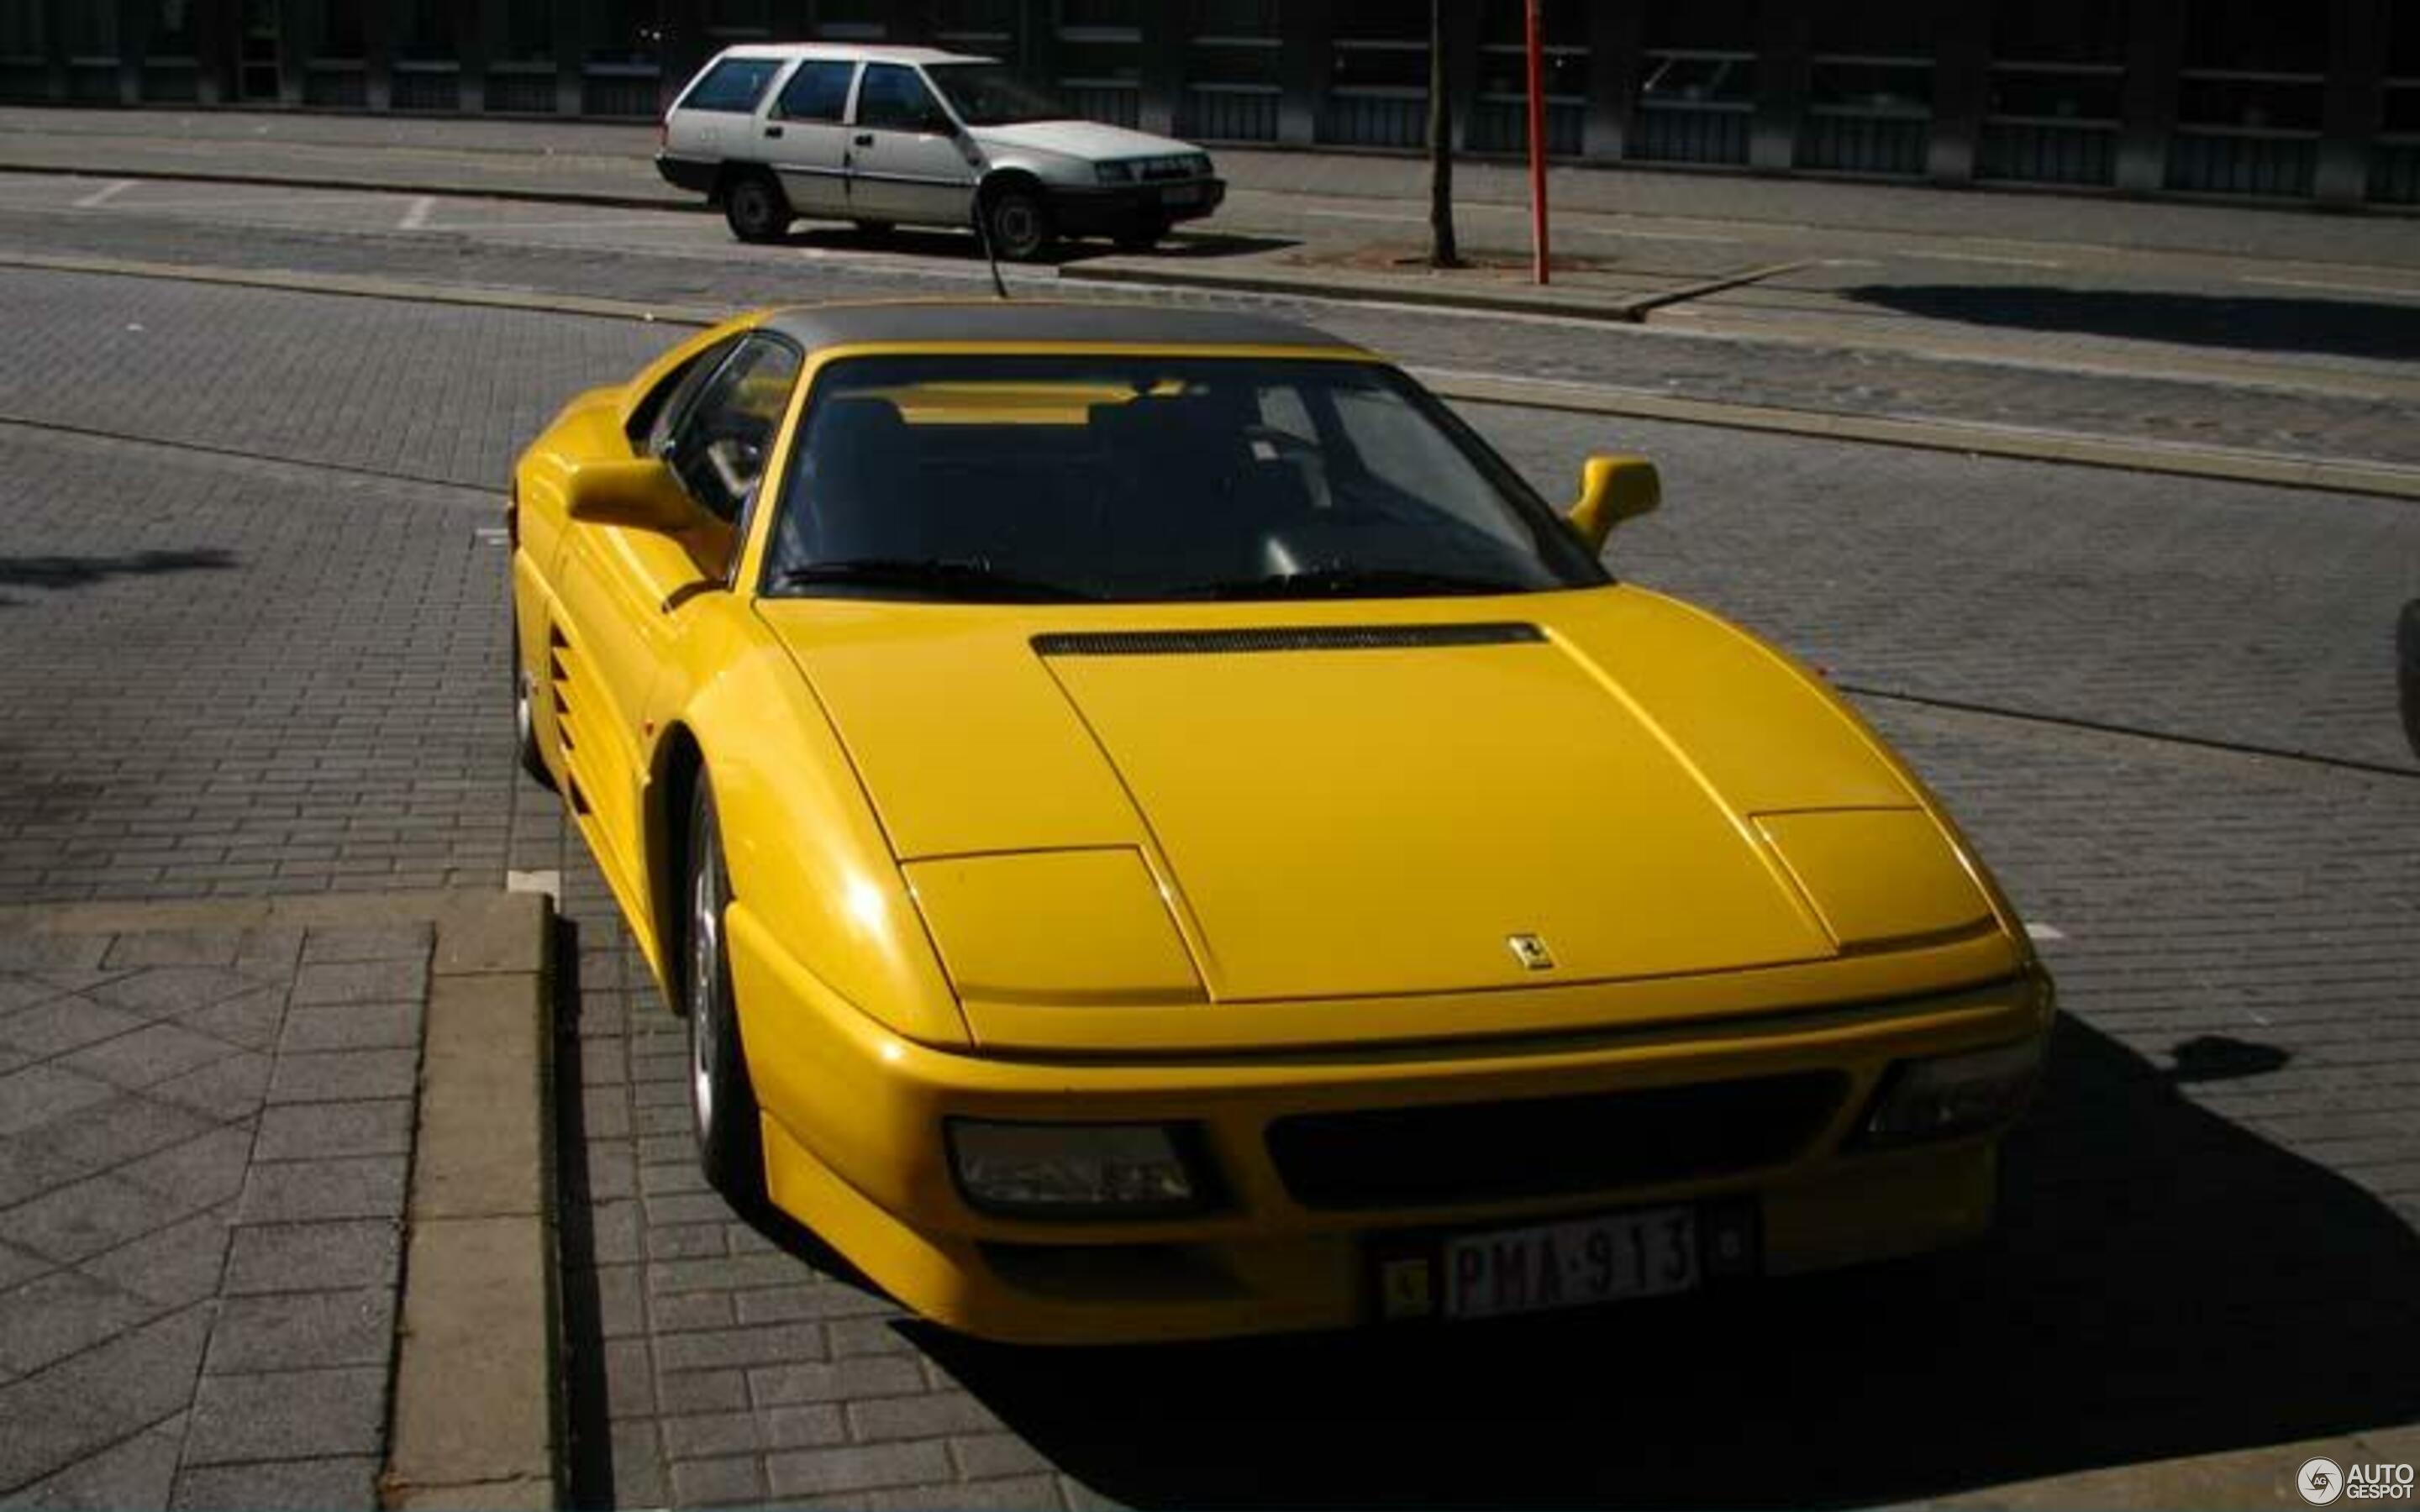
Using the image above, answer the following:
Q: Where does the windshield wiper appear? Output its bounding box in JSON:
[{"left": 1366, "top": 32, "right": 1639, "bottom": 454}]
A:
[
  {"left": 772, "top": 558, "right": 1096, "bottom": 603},
  {"left": 1181, "top": 566, "right": 1528, "bottom": 601}
]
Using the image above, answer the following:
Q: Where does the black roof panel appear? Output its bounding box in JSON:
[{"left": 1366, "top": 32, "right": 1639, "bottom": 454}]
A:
[{"left": 757, "top": 300, "right": 1365, "bottom": 354}]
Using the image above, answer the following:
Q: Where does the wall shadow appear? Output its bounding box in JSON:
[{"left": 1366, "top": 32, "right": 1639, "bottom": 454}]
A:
[
  {"left": 899, "top": 1014, "right": 2420, "bottom": 1507},
  {"left": 1839, "top": 283, "right": 2420, "bottom": 361},
  {"left": 0, "top": 548, "right": 236, "bottom": 606}
]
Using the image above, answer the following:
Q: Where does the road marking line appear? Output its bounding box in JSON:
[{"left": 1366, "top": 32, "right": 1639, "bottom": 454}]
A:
[
  {"left": 398, "top": 194, "right": 436, "bottom": 231},
  {"left": 1900, "top": 249, "right": 2067, "bottom": 269},
  {"left": 72, "top": 178, "right": 135, "bottom": 208},
  {"left": 505, "top": 869, "right": 560, "bottom": 898},
  {"left": 472, "top": 525, "right": 509, "bottom": 546},
  {"left": 2240, "top": 274, "right": 2420, "bottom": 301},
  {"left": 1301, "top": 204, "right": 1744, "bottom": 244},
  {"left": 2026, "top": 921, "right": 2068, "bottom": 942}
]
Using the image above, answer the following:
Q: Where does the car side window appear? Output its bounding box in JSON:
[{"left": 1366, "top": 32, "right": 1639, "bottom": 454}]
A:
[
  {"left": 855, "top": 64, "right": 948, "bottom": 133},
  {"left": 664, "top": 337, "right": 805, "bottom": 525},
  {"left": 776, "top": 60, "right": 855, "bottom": 122},
  {"left": 681, "top": 57, "right": 783, "bottom": 113},
  {"left": 629, "top": 337, "right": 740, "bottom": 458}
]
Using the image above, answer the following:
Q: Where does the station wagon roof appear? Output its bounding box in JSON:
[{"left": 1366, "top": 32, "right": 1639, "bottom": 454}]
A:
[
  {"left": 710, "top": 43, "right": 976, "bottom": 66},
  {"left": 758, "top": 302, "right": 1369, "bottom": 354}
]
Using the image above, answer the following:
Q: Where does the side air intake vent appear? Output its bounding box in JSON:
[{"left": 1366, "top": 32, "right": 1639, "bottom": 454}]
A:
[{"left": 1032, "top": 623, "right": 1544, "bottom": 657}]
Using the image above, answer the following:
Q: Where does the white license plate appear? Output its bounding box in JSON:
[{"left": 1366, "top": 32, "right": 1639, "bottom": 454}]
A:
[
  {"left": 1161, "top": 183, "right": 1207, "bottom": 207},
  {"left": 1442, "top": 1206, "right": 1698, "bottom": 1320}
]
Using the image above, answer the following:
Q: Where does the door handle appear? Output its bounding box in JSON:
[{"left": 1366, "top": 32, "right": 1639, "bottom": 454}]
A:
[
  {"left": 853, "top": 133, "right": 874, "bottom": 146},
  {"left": 764, "top": 124, "right": 783, "bottom": 138}
]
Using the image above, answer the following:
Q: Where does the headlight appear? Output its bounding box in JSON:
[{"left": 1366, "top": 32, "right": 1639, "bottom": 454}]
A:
[
  {"left": 1094, "top": 160, "right": 1136, "bottom": 185},
  {"left": 948, "top": 1120, "right": 1211, "bottom": 1217},
  {"left": 1860, "top": 1039, "right": 2042, "bottom": 1144}
]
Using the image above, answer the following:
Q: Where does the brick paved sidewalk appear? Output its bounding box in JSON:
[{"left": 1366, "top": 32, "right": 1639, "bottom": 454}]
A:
[{"left": 0, "top": 893, "right": 551, "bottom": 1510}]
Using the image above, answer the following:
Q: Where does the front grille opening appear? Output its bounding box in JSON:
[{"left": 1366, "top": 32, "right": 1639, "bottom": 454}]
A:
[{"left": 1266, "top": 1073, "right": 1849, "bottom": 1211}]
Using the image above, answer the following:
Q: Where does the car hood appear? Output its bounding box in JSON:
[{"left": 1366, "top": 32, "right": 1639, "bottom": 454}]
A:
[
  {"left": 760, "top": 589, "right": 2019, "bottom": 1047},
  {"left": 971, "top": 118, "right": 1203, "bottom": 163}
]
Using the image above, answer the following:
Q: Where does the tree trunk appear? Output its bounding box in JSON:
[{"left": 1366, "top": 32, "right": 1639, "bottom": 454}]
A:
[{"left": 1427, "top": 0, "right": 1460, "bottom": 268}]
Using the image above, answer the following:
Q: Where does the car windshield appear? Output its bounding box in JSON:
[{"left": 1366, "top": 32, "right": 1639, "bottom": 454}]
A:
[
  {"left": 763, "top": 354, "right": 1610, "bottom": 604},
  {"left": 922, "top": 62, "right": 1069, "bottom": 125}
]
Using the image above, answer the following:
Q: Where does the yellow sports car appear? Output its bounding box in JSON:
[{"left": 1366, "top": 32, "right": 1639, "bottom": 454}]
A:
[{"left": 510, "top": 302, "right": 2052, "bottom": 1344}]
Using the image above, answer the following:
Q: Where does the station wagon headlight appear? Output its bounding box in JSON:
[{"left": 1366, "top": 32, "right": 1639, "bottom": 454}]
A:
[
  {"left": 1860, "top": 1039, "right": 2043, "bottom": 1144},
  {"left": 948, "top": 1120, "right": 1209, "bottom": 1216},
  {"left": 1094, "top": 160, "right": 1137, "bottom": 185}
]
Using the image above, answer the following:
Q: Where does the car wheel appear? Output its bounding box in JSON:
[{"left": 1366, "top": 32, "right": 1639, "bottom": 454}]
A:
[
  {"left": 852, "top": 218, "right": 895, "bottom": 238},
  {"left": 1113, "top": 216, "right": 1171, "bottom": 253},
  {"left": 685, "top": 775, "right": 765, "bottom": 1200},
  {"left": 981, "top": 184, "right": 1054, "bottom": 262},
  {"left": 722, "top": 170, "right": 791, "bottom": 244},
  {"left": 512, "top": 643, "right": 554, "bottom": 790},
  {"left": 2399, "top": 597, "right": 2420, "bottom": 760}
]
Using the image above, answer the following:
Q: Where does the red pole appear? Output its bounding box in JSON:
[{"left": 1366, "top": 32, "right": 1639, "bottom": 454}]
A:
[{"left": 1524, "top": 0, "right": 1549, "bottom": 285}]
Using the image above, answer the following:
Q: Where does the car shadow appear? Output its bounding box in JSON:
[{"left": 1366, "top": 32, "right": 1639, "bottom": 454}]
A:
[
  {"left": 781, "top": 223, "right": 1297, "bottom": 267},
  {"left": 884, "top": 1013, "right": 2420, "bottom": 1507},
  {"left": 1838, "top": 283, "right": 2420, "bottom": 362}
]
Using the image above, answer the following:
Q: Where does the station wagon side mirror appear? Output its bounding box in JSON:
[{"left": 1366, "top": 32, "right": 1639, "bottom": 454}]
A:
[
  {"left": 1567, "top": 454, "right": 1661, "bottom": 554},
  {"left": 566, "top": 457, "right": 697, "bottom": 533}
]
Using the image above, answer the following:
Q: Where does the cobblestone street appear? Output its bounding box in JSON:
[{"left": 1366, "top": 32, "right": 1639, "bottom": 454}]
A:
[{"left": 0, "top": 157, "right": 2414, "bottom": 1509}]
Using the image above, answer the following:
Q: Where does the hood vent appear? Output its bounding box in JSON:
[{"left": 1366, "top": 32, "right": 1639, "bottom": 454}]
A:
[{"left": 1033, "top": 623, "right": 1544, "bottom": 658}]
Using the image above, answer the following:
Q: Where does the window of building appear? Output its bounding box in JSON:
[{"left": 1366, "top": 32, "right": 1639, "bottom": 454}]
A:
[
  {"left": 398, "top": 0, "right": 454, "bottom": 63},
  {"left": 2176, "top": 0, "right": 2323, "bottom": 134},
  {"left": 64, "top": 3, "right": 118, "bottom": 58},
  {"left": 932, "top": 0, "right": 1016, "bottom": 53},
  {"left": 313, "top": 0, "right": 362, "bottom": 61},
  {"left": 1639, "top": 0, "right": 1757, "bottom": 110},
  {"left": 1476, "top": 0, "right": 1586, "bottom": 102},
  {"left": 149, "top": 0, "right": 196, "bottom": 59},
  {"left": 587, "top": 0, "right": 663, "bottom": 66},
  {"left": 495, "top": 0, "right": 550, "bottom": 64},
  {"left": 706, "top": 0, "right": 770, "bottom": 41},
  {"left": 1329, "top": 0, "right": 1423, "bottom": 92},
  {"left": 0, "top": 0, "right": 38, "bottom": 60},
  {"left": 814, "top": 0, "right": 886, "bottom": 41},
  {"left": 1808, "top": 0, "right": 1933, "bottom": 118},
  {"left": 1989, "top": 0, "right": 2124, "bottom": 124},
  {"left": 2388, "top": 7, "right": 2420, "bottom": 138}
]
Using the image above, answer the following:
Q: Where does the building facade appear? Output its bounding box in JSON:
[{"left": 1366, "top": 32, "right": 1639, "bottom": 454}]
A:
[{"left": 2, "top": 1, "right": 2413, "bottom": 208}]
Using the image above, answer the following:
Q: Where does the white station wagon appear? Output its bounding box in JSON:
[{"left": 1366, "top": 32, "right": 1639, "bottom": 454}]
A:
[{"left": 657, "top": 43, "right": 1227, "bottom": 261}]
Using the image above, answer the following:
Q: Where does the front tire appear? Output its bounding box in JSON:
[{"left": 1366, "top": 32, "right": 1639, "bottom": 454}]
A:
[
  {"left": 685, "top": 776, "right": 764, "bottom": 1201},
  {"left": 981, "top": 183, "right": 1055, "bottom": 262},
  {"left": 722, "top": 170, "right": 791, "bottom": 244},
  {"left": 511, "top": 615, "right": 554, "bottom": 790}
]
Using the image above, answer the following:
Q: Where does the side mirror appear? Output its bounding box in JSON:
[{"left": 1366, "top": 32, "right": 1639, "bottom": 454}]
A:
[
  {"left": 1566, "top": 454, "right": 1660, "bottom": 554},
  {"left": 567, "top": 457, "right": 695, "bottom": 533}
]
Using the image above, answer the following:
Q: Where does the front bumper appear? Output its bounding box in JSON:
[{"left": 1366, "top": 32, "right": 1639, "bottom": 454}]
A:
[
  {"left": 729, "top": 903, "right": 2051, "bottom": 1345},
  {"left": 1050, "top": 176, "right": 1227, "bottom": 235}
]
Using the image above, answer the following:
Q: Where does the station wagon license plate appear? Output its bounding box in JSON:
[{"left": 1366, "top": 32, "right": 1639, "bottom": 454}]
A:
[
  {"left": 1439, "top": 1206, "right": 1699, "bottom": 1320},
  {"left": 1161, "top": 183, "right": 1207, "bottom": 207}
]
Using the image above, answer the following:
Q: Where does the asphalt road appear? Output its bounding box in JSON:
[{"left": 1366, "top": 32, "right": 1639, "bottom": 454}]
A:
[{"left": 0, "top": 185, "right": 2416, "bottom": 1509}]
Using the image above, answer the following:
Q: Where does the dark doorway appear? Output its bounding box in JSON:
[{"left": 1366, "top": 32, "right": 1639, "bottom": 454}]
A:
[{"left": 239, "top": 0, "right": 280, "bottom": 101}]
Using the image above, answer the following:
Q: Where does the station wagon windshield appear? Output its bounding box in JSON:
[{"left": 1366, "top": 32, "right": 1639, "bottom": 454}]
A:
[
  {"left": 922, "top": 63, "right": 1070, "bottom": 126},
  {"left": 765, "top": 355, "right": 1610, "bottom": 604}
]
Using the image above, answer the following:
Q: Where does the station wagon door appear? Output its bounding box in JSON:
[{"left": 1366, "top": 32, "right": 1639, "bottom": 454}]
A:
[
  {"left": 765, "top": 58, "right": 857, "bottom": 218},
  {"left": 846, "top": 63, "right": 977, "bottom": 226}
]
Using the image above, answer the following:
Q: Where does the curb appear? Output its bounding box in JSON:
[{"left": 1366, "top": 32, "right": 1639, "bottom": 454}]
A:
[
  {"left": 387, "top": 890, "right": 560, "bottom": 1512},
  {"left": 1063, "top": 256, "right": 1809, "bottom": 326},
  {"left": 4, "top": 245, "right": 2415, "bottom": 504}
]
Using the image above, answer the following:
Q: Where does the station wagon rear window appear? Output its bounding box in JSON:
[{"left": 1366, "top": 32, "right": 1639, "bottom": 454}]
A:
[{"left": 681, "top": 57, "right": 782, "bottom": 113}]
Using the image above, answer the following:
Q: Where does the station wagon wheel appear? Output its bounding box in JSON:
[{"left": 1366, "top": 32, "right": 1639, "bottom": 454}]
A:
[
  {"left": 686, "top": 775, "right": 765, "bottom": 1200},
  {"left": 981, "top": 184, "right": 1054, "bottom": 262},
  {"left": 722, "top": 170, "right": 791, "bottom": 244}
]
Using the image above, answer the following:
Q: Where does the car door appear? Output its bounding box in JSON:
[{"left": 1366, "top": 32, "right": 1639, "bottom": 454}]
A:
[
  {"left": 846, "top": 62, "right": 977, "bottom": 225},
  {"left": 765, "top": 58, "right": 857, "bottom": 217},
  {"left": 549, "top": 333, "right": 803, "bottom": 898}
]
